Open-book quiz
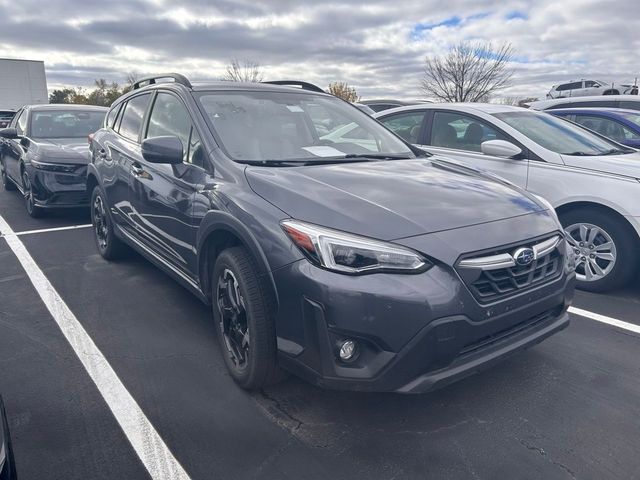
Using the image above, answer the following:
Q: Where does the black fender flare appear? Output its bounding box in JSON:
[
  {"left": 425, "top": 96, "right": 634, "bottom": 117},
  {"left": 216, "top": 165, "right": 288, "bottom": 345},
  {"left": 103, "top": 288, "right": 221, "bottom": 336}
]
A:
[{"left": 196, "top": 210, "right": 279, "bottom": 308}]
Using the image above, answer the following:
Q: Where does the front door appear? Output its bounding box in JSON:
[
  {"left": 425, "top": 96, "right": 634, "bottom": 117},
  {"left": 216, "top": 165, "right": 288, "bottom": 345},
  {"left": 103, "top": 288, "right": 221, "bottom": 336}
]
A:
[
  {"left": 129, "top": 91, "right": 206, "bottom": 276},
  {"left": 425, "top": 110, "right": 530, "bottom": 189}
]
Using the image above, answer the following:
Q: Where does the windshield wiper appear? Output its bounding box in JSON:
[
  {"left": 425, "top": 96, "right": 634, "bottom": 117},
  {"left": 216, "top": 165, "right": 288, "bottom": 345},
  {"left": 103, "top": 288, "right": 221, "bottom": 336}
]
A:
[
  {"left": 560, "top": 151, "right": 595, "bottom": 156},
  {"left": 601, "top": 148, "right": 634, "bottom": 155},
  {"left": 343, "top": 153, "right": 413, "bottom": 160}
]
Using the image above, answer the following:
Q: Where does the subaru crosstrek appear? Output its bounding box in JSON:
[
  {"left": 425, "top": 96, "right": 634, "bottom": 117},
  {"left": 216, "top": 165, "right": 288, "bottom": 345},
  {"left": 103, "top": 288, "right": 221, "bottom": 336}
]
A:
[{"left": 88, "top": 74, "right": 575, "bottom": 393}]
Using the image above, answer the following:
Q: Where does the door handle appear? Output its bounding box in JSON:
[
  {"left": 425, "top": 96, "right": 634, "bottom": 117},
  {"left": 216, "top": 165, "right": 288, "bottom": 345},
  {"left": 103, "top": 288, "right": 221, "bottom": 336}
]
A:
[{"left": 130, "top": 163, "right": 145, "bottom": 176}]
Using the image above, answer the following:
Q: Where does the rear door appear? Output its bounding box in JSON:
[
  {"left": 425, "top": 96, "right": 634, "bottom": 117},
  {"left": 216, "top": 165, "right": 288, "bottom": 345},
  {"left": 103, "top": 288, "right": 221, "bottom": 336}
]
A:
[
  {"left": 130, "top": 90, "right": 206, "bottom": 276},
  {"left": 424, "top": 110, "right": 530, "bottom": 188},
  {"left": 106, "top": 93, "right": 152, "bottom": 230}
]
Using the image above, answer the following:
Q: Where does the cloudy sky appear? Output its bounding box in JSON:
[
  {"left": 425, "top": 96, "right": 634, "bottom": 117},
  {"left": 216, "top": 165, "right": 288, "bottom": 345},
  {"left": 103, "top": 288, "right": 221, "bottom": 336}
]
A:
[{"left": 1, "top": 0, "right": 638, "bottom": 100}]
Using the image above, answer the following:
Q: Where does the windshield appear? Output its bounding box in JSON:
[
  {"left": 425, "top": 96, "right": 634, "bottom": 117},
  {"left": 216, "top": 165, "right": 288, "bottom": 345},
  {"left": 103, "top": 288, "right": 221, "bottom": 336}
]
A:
[
  {"left": 494, "top": 111, "right": 631, "bottom": 156},
  {"left": 196, "top": 91, "right": 414, "bottom": 163},
  {"left": 30, "top": 110, "right": 106, "bottom": 139}
]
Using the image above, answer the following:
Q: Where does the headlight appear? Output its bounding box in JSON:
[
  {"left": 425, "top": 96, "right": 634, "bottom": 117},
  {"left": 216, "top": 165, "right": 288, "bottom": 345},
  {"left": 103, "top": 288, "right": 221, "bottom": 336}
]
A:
[
  {"left": 31, "top": 159, "right": 77, "bottom": 172},
  {"left": 281, "top": 220, "right": 430, "bottom": 274}
]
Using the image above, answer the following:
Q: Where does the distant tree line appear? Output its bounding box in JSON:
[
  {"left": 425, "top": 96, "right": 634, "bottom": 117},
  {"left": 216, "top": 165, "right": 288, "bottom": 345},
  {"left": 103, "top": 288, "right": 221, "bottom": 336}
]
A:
[{"left": 49, "top": 73, "right": 138, "bottom": 106}]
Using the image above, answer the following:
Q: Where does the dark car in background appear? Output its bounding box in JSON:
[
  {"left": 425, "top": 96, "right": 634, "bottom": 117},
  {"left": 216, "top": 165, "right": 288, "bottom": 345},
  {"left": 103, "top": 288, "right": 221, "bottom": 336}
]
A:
[
  {"left": 0, "top": 104, "right": 107, "bottom": 217},
  {"left": 0, "top": 396, "right": 16, "bottom": 480},
  {"left": 88, "top": 74, "right": 574, "bottom": 393},
  {"left": 549, "top": 108, "right": 640, "bottom": 148},
  {"left": 0, "top": 111, "right": 15, "bottom": 129}
]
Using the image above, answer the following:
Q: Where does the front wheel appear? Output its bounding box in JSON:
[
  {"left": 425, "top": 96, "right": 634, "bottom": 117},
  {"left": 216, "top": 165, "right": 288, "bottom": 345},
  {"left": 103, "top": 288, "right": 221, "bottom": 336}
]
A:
[
  {"left": 91, "top": 186, "right": 126, "bottom": 260},
  {"left": 212, "top": 247, "right": 282, "bottom": 389},
  {"left": 22, "top": 170, "right": 44, "bottom": 218},
  {"left": 560, "top": 208, "right": 637, "bottom": 292}
]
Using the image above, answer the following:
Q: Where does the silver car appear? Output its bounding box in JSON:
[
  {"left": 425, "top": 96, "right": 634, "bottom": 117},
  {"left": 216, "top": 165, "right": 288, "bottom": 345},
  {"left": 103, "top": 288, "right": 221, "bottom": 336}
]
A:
[
  {"left": 546, "top": 79, "right": 638, "bottom": 99},
  {"left": 375, "top": 103, "right": 640, "bottom": 292}
]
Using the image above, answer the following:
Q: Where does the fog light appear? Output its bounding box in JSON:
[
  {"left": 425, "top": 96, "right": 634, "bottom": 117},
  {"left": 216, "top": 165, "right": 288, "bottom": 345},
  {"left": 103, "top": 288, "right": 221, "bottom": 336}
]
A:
[{"left": 338, "top": 339, "right": 358, "bottom": 361}]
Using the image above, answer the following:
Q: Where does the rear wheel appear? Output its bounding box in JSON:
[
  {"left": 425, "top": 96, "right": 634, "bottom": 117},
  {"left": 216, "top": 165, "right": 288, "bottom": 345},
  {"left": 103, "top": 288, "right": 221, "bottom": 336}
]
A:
[
  {"left": 22, "top": 170, "right": 44, "bottom": 218},
  {"left": 212, "top": 247, "right": 283, "bottom": 389},
  {"left": 560, "top": 208, "right": 637, "bottom": 292},
  {"left": 91, "top": 186, "right": 126, "bottom": 260},
  {"left": 0, "top": 160, "right": 16, "bottom": 191},
  {"left": 603, "top": 89, "right": 619, "bottom": 95}
]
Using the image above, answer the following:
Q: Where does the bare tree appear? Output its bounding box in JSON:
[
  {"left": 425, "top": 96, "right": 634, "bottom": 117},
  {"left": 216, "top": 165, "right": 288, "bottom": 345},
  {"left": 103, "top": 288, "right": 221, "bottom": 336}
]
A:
[
  {"left": 223, "top": 58, "right": 264, "bottom": 82},
  {"left": 494, "top": 96, "right": 538, "bottom": 108},
  {"left": 327, "top": 82, "right": 360, "bottom": 102},
  {"left": 421, "top": 42, "right": 514, "bottom": 102}
]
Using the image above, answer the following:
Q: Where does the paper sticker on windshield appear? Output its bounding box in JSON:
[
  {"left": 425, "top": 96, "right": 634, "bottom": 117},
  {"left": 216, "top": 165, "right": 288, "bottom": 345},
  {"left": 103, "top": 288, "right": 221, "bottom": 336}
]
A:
[
  {"left": 287, "top": 105, "right": 304, "bottom": 112},
  {"left": 302, "top": 146, "right": 345, "bottom": 157}
]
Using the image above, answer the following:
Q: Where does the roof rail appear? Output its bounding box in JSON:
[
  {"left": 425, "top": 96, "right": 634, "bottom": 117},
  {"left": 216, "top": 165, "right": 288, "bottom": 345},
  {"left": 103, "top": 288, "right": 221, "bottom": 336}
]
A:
[
  {"left": 133, "top": 73, "right": 192, "bottom": 90},
  {"left": 262, "top": 80, "right": 325, "bottom": 93}
]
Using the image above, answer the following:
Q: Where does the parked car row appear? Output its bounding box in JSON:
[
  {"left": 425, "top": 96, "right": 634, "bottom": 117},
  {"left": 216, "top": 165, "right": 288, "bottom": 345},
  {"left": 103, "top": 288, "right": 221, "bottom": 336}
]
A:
[
  {"left": 4, "top": 76, "right": 640, "bottom": 394},
  {"left": 546, "top": 79, "right": 638, "bottom": 99},
  {"left": 1, "top": 75, "right": 576, "bottom": 394}
]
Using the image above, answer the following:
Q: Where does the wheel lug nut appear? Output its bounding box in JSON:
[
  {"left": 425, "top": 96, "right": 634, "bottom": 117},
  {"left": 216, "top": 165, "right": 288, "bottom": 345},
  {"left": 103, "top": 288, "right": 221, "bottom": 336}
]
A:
[
  {"left": 590, "top": 254, "right": 595, "bottom": 258},
  {"left": 581, "top": 256, "right": 586, "bottom": 260},
  {"left": 574, "top": 249, "right": 580, "bottom": 254},
  {"left": 579, "top": 242, "right": 584, "bottom": 247}
]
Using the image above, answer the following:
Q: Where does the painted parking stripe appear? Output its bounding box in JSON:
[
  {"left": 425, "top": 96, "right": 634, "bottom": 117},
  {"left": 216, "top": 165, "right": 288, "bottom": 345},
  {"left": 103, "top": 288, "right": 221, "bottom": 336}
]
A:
[
  {"left": 0, "top": 223, "right": 92, "bottom": 238},
  {"left": 0, "top": 215, "right": 191, "bottom": 480},
  {"left": 569, "top": 306, "right": 640, "bottom": 334}
]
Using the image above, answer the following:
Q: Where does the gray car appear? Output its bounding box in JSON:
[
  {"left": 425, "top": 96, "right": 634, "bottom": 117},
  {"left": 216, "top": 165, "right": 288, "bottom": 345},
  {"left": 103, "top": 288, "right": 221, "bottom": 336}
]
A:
[
  {"left": 88, "top": 75, "right": 575, "bottom": 393},
  {"left": 376, "top": 103, "right": 640, "bottom": 292}
]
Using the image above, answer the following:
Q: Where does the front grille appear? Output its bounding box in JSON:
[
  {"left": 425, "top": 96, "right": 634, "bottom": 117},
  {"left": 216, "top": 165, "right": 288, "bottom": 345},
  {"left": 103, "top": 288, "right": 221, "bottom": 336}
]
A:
[{"left": 457, "top": 235, "right": 564, "bottom": 304}]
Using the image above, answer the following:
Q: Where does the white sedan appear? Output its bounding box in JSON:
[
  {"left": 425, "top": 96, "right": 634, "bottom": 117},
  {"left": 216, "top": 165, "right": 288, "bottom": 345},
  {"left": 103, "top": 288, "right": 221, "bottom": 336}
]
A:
[{"left": 374, "top": 103, "right": 640, "bottom": 292}]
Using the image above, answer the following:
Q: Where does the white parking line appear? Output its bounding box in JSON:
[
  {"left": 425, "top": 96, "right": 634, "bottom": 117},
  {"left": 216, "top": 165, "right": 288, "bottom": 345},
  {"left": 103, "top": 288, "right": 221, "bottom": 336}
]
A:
[
  {"left": 0, "top": 215, "right": 191, "bottom": 480},
  {"left": 0, "top": 224, "right": 92, "bottom": 237},
  {"left": 569, "top": 306, "right": 640, "bottom": 334}
]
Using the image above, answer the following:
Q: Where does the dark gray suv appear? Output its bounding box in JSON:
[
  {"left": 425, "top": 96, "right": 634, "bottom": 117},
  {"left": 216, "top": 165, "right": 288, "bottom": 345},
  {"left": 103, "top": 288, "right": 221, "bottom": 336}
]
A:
[{"left": 88, "top": 74, "right": 575, "bottom": 393}]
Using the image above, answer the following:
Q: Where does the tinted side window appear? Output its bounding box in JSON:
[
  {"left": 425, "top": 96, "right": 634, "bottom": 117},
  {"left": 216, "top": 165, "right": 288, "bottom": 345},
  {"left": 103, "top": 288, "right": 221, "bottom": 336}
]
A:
[
  {"left": 556, "top": 84, "right": 569, "bottom": 92},
  {"left": 16, "top": 111, "right": 28, "bottom": 135},
  {"left": 105, "top": 104, "right": 121, "bottom": 129},
  {"left": 584, "top": 81, "right": 597, "bottom": 88},
  {"left": 575, "top": 115, "right": 640, "bottom": 141},
  {"left": 379, "top": 112, "right": 425, "bottom": 143},
  {"left": 146, "top": 92, "right": 206, "bottom": 168},
  {"left": 431, "top": 111, "right": 506, "bottom": 152},
  {"left": 146, "top": 92, "right": 191, "bottom": 161},
  {"left": 117, "top": 94, "right": 151, "bottom": 142},
  {"left": 568, "top": 82, "right": 582, "bottom": 90},
  {"left": 619, "top": 101, "right": 640, "bottom": 111}
]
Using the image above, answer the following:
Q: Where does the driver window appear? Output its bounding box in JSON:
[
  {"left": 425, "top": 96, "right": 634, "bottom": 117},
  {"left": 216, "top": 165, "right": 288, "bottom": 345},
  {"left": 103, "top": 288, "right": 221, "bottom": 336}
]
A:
[
  {"left": 146, "top": 93, "right": 192, "bottom": 162},
  {"left": 15, "top": 111, "right": 28, "bottom": 135},
  {"left": 379, "top": 112, "right": 425, "bottom": 143},
  {"left": 431, "top": 111, "right": 506, "bottom": 152}
]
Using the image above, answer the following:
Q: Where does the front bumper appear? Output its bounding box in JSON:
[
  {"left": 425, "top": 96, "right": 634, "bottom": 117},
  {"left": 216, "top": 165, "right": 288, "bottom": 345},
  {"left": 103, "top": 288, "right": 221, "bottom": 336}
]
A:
[
  {"left": 273, "top": 257, "right": 575, "bottom": 393},
  {"left": 28, "top": 165, "right": 89, "bottom": 208}
]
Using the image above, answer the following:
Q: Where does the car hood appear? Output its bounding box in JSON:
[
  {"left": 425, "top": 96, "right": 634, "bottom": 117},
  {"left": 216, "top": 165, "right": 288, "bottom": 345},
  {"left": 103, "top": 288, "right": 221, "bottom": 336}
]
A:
[
  {"left": 245, "top": 158, "right": 546, "bottom": 241},
  {"left": 33, "top": 138, "right": 90, "bottom": 164},
  {"left": 561, "top": 152, "right": 640, "bottom": 178}
]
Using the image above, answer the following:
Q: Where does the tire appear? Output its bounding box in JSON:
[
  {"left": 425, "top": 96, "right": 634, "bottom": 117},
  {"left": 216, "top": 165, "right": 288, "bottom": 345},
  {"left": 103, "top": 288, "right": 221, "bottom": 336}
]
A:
[
  {"left": 0, "top": 160, "right": 16, "bottom": 191},
  {"left": 603, "top": 89, "right": 619, "bottom": 96},
  {"left": 560, "top": 208, "right": 637, "bottom": 292},
  {"left": 22, "top": 170, "right": 44, "bottom": 218},
  {"left": 91, "top": 186, "right": 126, "bottom": 260},
  {"left": 212, "top": 246, "right": 283, "bottom": 389}
]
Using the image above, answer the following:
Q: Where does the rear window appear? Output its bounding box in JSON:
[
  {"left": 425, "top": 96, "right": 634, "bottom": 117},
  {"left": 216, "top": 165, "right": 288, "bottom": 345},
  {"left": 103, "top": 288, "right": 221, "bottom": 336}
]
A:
[{"left": 30, "top": 110, "right": 106, "bottom": 139}]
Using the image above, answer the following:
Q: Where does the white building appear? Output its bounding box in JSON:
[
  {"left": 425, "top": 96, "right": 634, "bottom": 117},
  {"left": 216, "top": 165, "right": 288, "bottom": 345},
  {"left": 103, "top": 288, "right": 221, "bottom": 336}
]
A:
[{"left": 0, "top": 58, "right": 48, "bottom": 110}]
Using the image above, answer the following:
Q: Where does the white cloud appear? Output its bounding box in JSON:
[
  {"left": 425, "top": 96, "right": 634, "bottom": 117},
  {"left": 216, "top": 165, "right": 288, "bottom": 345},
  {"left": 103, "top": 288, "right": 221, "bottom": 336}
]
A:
[{"left": 0, "top": 0, "right": 638, "bottom": 100}]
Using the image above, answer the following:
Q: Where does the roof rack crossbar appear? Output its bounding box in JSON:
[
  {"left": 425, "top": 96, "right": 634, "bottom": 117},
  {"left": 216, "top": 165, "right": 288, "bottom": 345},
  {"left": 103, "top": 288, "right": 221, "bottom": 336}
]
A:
[
  {"left": 133, "top": 73, "right": 192, "bottom": 90},
  {"left": 262, "top": 80, "right": 325, "bottom": 93}
]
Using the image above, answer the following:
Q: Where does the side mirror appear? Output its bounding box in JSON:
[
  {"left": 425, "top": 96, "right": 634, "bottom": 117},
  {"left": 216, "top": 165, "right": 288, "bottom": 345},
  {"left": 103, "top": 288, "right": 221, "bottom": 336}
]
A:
[
  {"left": 141, "top": 136, "right": 183, "bottom": 164},
  {"left": 481, "top": 139, "right": 523, "bottom": 159},
  {"left": 0, "top": 127, "right": 19, "bottom": 139}
]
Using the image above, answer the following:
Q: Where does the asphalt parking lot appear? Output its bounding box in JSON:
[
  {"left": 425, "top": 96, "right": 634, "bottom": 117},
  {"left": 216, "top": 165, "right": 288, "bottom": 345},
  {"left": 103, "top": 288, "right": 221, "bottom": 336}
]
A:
[{"left": 0, "top": 184, "right": 639, "bottom": 480}]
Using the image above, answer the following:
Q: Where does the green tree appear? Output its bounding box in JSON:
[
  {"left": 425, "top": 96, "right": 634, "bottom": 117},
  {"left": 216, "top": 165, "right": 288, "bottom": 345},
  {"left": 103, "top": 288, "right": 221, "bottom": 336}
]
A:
[{"left": 48, "top": 88, "right": 76, "bottom": 104}]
